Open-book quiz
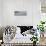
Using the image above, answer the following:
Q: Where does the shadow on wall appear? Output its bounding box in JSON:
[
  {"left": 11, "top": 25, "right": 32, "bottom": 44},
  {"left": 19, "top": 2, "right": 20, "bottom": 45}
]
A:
[{"left": 0, "top": 27, "right": 5, "bottom": 40}]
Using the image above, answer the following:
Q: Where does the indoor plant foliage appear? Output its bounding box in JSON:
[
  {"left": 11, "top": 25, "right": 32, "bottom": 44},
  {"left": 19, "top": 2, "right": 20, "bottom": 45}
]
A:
[
  {"left": 37, "top": 21, "right": 45, "bottom": 37},
  {"left": 31, "top": 35, "right": 38, "bottom": 46}
]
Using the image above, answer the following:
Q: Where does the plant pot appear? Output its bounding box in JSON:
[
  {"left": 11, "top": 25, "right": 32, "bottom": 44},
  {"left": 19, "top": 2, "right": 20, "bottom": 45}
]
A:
[{"left": 40, "top": 32, "right": 44, "bottom": 37}]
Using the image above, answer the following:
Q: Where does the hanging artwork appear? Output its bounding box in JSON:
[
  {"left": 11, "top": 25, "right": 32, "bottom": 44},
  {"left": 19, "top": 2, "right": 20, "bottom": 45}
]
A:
[{"left": 14, "top": 11, "right": 27, "bottom": 16}]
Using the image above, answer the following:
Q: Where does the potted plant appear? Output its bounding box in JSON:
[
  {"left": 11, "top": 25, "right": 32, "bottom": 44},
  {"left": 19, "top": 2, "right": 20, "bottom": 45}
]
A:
[
  {"left": 37, "top": 21, "right": 45, "bottom": 37},
  {"left": 31, "top": 35, "right": 38, "bottom": 46}
]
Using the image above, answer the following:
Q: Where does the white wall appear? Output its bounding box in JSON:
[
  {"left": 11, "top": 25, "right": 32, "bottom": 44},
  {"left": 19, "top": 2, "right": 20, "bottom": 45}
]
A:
[
  {"left": 32, "top": 0, "right": 41, "bottom": 27},
  {"left": 2, "top": 0, "right": 41, "bottom": 26},
  {"left": 0, "top": 0, "right": 3, "bottom": 26}
]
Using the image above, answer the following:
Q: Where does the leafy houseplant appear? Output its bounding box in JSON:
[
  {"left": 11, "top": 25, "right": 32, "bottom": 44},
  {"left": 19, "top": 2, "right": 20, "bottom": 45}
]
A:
[
  {"left": 31, "top": 36, "right": 38, "bottom": 46},
  {"left": 37, "top": 21, "right": 45, "bottom": 37}
]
